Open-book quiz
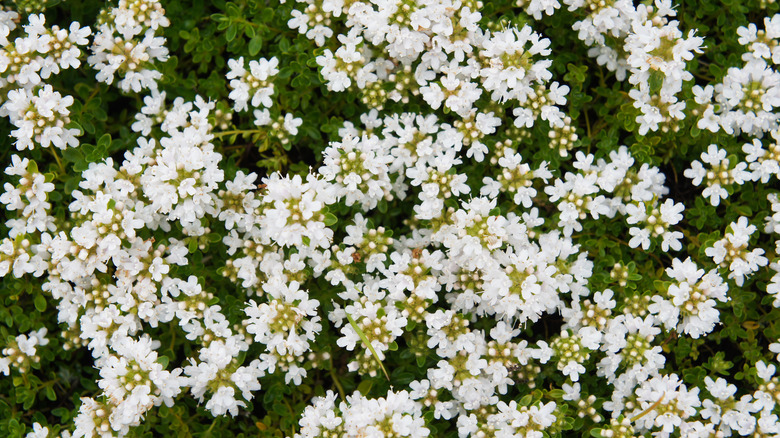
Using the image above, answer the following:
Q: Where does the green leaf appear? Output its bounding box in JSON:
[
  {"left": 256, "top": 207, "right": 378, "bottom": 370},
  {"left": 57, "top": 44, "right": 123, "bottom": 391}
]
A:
[
  {"left": 97, "top": 133, "right": 112, "bottom": 151},
  {"left": 323, "top": 213, "right": 337, "bottom": 227},
  {"left": 547, "top": 389, "right": 565, "bottom": 399},
  {"left": 226, "top": 24, "right": 238, "bottom": 42},
  {"left": 648, "top": 71, "right": 665, "bottom": 94},
  {"left": 244, "top": 23, "right": 256, "bottom": 38},
  {"left": 279, "top": 37, "right": 290, "bottom": 52},
  {"left": 278, "top": 67, "right": 295, "bottom": 79},
  {"left": 45, "top": 385, "right": 56, "bottom": 401},
  {"left": 357, "top": 379, "right": 373, "bottom": 396},
  {"left": 34, "top": 294, "right": 47, "bottom": 312},
  {"left": 248, "top": 35, "right": 263, "bottom": 56},
  {"left": 272, "top": 402, "right": 287, "bottom": 415},
  {"left": 27, "top": 160, "right": 39, "bottom": 174}
]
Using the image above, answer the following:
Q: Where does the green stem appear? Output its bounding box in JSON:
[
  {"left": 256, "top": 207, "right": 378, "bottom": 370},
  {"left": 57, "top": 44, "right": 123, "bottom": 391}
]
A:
[
  {"left": 212, "top": 129, "right": 266, "bottom": 139},
  {"left": 49, "top": 148, "right": 66, "bottom": 176},
  {"left": 204, "top": 419, "right": 217, "bottom": 437},
  {"left": 329, "top": 356, "right": 346, "bottom": 401},
  {"left": 77, "top": 86, "right": 101, "bottom": 117}
]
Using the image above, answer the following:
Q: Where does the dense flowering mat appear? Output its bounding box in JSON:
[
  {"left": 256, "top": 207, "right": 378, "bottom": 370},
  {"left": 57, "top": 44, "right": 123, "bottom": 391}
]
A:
[{"left": 2, "top": 0, "right": 780, "bottom": 437}]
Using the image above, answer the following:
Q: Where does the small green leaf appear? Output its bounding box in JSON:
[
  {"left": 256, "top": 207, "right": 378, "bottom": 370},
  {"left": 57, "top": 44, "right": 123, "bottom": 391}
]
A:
[
  {"left": 226, "top": 24, "right": 238, "bottom": 42},
  {"left": 547, "top": 389, "right": 565, "bottom": 399},
  {"left": 278, "top": 67, "right": 295, "bottom": 79},
  {"left": 244, "top": 23, "right": 256, "bottom": 38},
  {"left": 97, "top": 133, "right": 111, "bottom": 151},
  {"left": 648, "top": 71, "right": 665, "bottom": 94},
  {"left": 34, "top": 295, "right": 47, "bottom": 312},
  {"left": 357, "top": 380, "right": 373, "bottom": 396},
  {"left": 248, "top": 35, "right": 263, "bottom": 56},
  {"left": 323, "top": 213, "right": 337, "bottom": 226}
]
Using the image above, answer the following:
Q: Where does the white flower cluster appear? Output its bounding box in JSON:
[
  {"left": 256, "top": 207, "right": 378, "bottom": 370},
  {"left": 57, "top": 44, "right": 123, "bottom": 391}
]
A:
[
  {"left": 530, "top": 0, "right": 705, "bottom": 134},
  {"left": 0, "top": 13, "right": 90, "bottom": 150},
  {"left": 332, "top": 279, "right": 408, "bottom": 377},
  {"left": 684, "top": 144, "right": 750, "bottom": 207},
  {"left": 295, "top": 390, "right": 429, "bottom": 438},
  {"left": 227, "top": 56, "right": 278, "bottom": 112},
  {"left": 624, "top": 4, "right": 704, "bottom": 135},
  {"left": 76, "top": 336, "right": 185, "bottom": 437},
  {"left": 225, "top": 55, "right": 304, "bottom": 147},
  {"left": 244, "top": 279, "right": 321, "bottom": 384},
  {"left": 705, "top": 216, "right": 768, "bottom": 287},
  {"left": 289, "top": 0, "right": 570, "bottom": 159},
  {"left": 320, "top": 133, "right": 395, "bottom": 210},
  {"left": 743, "top": 130, "right": 780, "bottom": 183},
  {"left": 649, "top": 257, "right": 729, "bottom": 338},
  {"left": 545, "top": 146, "right": 680, "bottom": 253},
  {"left": 87, "top": 0, "right": 170, "bottom": 92},
  {"left": 0, "top": 13, "right": 90, "bottom": 90},
  {"left": 685, "top": 14, "right": 780, "bottom": 136},
  {"left": 1, "top": 83, "right": 80, "bottom": 150},
  {"left": 0, "top": 328, "right": 48, "bottom": 375},
  {"left": 0, "top": 156, "right": 54, "bottom": 277}
]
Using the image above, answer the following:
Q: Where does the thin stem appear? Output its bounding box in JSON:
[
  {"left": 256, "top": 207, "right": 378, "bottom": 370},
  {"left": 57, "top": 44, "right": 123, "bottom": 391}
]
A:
[
  {"left": 49, "top": 148, "right": 66, "bottom": 175},
  {"left": 212, "top": 129, "right": 266, "bottom": 139},
  {"left": 204, "top": 419, "right": 217, "bottom": 437},
  {"left": 282, "top": 398, "right": 297, "bottom": 436},
  {"left": 77, "top": 86, "right": 101, "bottom": 117},
  {"left": 329, "top": 356, "right": 346, "bottom": 401}
]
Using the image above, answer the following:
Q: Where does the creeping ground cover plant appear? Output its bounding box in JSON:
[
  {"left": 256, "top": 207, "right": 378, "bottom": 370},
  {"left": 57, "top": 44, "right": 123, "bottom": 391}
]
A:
[{"left": 5, "top": 0, "right": 780, "bottom": 437}]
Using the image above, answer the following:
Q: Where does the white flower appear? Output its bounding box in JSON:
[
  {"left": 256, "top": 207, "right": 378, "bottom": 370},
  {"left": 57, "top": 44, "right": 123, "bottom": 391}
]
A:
[{"left": 283, "top": 113, "right": 302, "bottom": 135}]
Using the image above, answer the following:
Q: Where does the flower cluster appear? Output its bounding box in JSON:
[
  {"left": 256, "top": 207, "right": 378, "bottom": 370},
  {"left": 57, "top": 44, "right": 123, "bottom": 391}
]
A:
[
  {"left": 0, "top": 13, "right": 89, "bottom": 151},
  {"left": 295, "top": 390, "right": 429, "bottom": 438},
  {"left": 0, "top": 328, "right": 48, "bottom": 375},
  {"left": 0, "top": 13, "right": 90, "bottom": 91},
  {"left": 705, "top": 216, "right": 768, "bottom": 286},
  {"left": 685, "top": 144, "right": 750, "bottom": 206},
  {"left": 88, "top": 0, "right": 170, "bottom": 92},
  {"left": 290, "top": 0, "right": 570, "bottom": 159}
]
